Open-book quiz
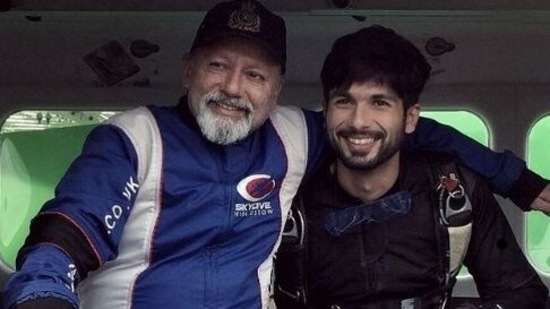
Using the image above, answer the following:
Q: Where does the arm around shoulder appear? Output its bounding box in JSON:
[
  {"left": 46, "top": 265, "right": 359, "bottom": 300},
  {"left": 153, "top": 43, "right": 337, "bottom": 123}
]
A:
[
  {"left": 411, "top": 117, "right": 550, "bottom": 212},
  {"left": 407, "top": 117, "right": 525, "bottom": 194}
]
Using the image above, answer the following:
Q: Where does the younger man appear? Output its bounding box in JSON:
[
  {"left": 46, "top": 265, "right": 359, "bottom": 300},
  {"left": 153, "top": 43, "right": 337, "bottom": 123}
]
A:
[{"left": 274, "top": 26, "right": 548, "bottom": 309}]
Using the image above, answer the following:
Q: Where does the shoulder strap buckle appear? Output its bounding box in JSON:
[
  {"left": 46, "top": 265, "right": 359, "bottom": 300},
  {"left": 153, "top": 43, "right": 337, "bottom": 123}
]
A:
[{"left": 437, "top": 172, "right": 472, "bottom": 227}]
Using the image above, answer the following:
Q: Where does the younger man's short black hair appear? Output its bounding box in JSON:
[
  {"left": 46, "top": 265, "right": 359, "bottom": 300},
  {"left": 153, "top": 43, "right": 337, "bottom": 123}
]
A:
[{"left": 321, "top": 25, "right": 431, "bottom": 110}]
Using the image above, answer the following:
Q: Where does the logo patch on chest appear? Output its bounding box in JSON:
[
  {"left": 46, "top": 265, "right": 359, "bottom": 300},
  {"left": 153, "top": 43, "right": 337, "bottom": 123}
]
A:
[
  {"left": 237, "top": 174, "right": 275, "bottom": 202},
  {"left": 235, "top": 174, "right": 276, "bottom": 217}
]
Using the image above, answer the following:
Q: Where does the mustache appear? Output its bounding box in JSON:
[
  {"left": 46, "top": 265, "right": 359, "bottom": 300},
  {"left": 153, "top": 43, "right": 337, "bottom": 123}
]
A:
[
  {"left": 203, "top": 90, "right": 253, "bottom": 112},
  {"left": 338, "top": 127, "right": 385, "bottom": 140}
]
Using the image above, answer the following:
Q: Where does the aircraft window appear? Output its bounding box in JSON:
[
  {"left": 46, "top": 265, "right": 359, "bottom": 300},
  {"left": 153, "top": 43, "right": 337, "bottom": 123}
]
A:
[
  {"left": 421, "top": 110, "right": 489, "bottom": 145},
  {"left": 0, "top": 110, "right": 118, "bottom": 269},
  {"left": 0, "top": 110, "right": 488, "bottom": 270},
  {"left": 1, "top": 111, "right": 117, "bottom": 134},
  {"left": 526, "top": 115, "right": 550, "bottom": 274}
]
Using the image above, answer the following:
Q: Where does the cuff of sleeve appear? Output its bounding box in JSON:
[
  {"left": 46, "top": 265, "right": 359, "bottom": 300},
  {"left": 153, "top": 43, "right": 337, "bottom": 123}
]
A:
[
  {"left": 12, "top": 297, "right": 74, "bottom": 309},
  {"left": 4, "top": 286, "right": 78, "bottom": 309},
  {"left": 505, "top": 168, "right": 550, "bottom": 211},
  {"left": 3, "top": 244, "right": 79, "bottom": 309}
]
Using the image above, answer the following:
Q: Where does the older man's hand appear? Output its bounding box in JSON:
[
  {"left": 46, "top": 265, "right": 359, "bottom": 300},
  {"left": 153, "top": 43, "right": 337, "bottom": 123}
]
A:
[{"left": 531, "top": 183, "right": 550, "bottom": 214}]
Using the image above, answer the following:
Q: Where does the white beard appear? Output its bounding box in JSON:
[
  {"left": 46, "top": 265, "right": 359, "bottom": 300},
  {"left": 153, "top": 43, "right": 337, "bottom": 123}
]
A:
[{"left": 195, "top": 90, "right": 253, "bottom": 145}]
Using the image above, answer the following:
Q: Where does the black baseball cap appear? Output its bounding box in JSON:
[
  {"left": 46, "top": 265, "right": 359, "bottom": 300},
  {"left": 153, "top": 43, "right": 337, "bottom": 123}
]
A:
[{"left": 190, "top": 0, "right": 287, "bottom": 74}]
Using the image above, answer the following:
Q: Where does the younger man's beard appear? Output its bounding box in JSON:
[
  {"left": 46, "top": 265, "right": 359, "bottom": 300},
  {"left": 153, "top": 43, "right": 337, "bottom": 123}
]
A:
[
  {"left": 330, "top": 126, "right": 405, "bottom": 171},
  {"left": 195, "top": 90, "right": 254, "bottom": 145}
]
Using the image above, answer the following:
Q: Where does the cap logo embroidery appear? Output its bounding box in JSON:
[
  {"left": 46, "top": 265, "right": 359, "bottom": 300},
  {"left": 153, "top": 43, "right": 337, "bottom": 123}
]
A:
[{"left": 227, "top": 2, "right": 260, "bottom": 33}]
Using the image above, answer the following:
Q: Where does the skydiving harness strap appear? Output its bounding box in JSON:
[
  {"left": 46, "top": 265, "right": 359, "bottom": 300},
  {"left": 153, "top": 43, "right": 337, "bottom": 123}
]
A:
[
  {"left": 274, "top": 193, "right": 309, "bottom": 306},
  {"left": 431, "top": 160, "right": 473, "bottom": 309},
  {"left": 274, "top": 158, "right": 473, "bottom": 309}
]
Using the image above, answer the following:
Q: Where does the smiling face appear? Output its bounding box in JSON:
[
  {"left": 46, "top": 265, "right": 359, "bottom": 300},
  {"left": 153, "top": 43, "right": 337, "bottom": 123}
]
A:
[
  {"left": 183, "top": 37, "right": 283, "bottom": 145},
  {"left": 325, "top": 80, "right": 420, "bottom": 171}
]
